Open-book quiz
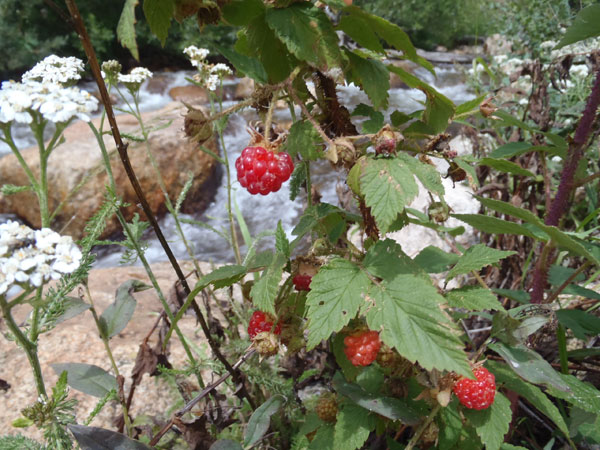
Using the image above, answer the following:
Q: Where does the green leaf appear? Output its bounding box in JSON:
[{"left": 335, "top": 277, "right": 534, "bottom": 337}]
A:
[
  {"left": 202, "top": 265, "right": 248, "bottom": 290},
  {"left": 117, "top": 0, "right": 139, "bottom": 61},
  {"left": 250, "top": 253, "right": 286, "bottom": 315},
  {"left": 438, "top": 404, "right": 463, "bottom": 450},
  {"left": 284, "top": 120, "right": 321, "bottom": 160},
  {"left": 308, "top": 424, "right": 334, "bottom": 450},
  {"left": 0, "top": 184, "right": 30, "bottom": 195},
  {"left": 0, "top": 435, "right": 42, "bottom": 449},
  {"left": 363, "top": 239, "right": 426, "bottom": 281},
  {"left": 413, "top": 246, "right": 460, "bottom": 273},
  {"left": 143, "top": 0, "right": 173, "bottom": 46},
  {"left": 333, "top": 404, "right": 377, "bottom": 449},
  {"left": 305, "top": 259, "right": 370, "bottom": 349},
  {"left": 556, "top": 4, "right": 600, "bottom": 49},
  {"left": 479, "top": 158, "right": 535, "bottom": 178},
  {"left": 446, "top": 286, "right": 503, "bottom": 311},
  {"left": 51, "top": 297, "right": 91, "bottom": 326},
  {"left": 51, "top": 363, "right": 117, "bottom": 398},
  {"left": 463, "top": 392, "right": 512, "bottom": 450},
  {"left": 332, "top": 373, "right": 420, "bottom": 424},
  {"left": 452, "top": 214, "right": 539, "bottom": 239},
  {"left": 361, "top": 157, "right": 419, "bottom": 234},
  {"left": 486, "top": 361, "right": 568, "bottom": 436},
  {"left": 216, "top": 45, "right": 268, "bottom": 84},
  {"left": 366, "top": 275, "right": 472, "bottom": 376},
  {"left": 342, "top": 6, "right": 433, "bottom": 72},
  {"left": 556, "top": 309, "right": 600, "bottom": 340},
  {"left": 545, "top": 372, "right": 600, "bottom": 414},
  {"left": 210, "top": 440, "right": 244, "bottom": 450},
  {"left": 396, "top": 152, "right": 445, "bottom": 196},
  {"left": 275, "top": 221, "right": 290, "bottom": 258},
  {"left": 492, "top": 288, "right": 530, "bottom": 304},
  {"left": 455, "top": 94, "right": 487, "bottom": 116},
  {"left": 69, "top": 425, "right": 152, "bottom": 449},
  {"left": 488, "top": 342, "right": 570, "bottom": 392},
  {"left": 244, "top": 395, "right": 285, "bottom": 447},
  {"left": 345, "top": 51, "right": 390, "bottom": 110},
  {"left": 489, "top": 142, "right": 532, "bottom": 159},
  {"left": 447, "top": 244, "right": 516, "bottom": 281},
  {"left": 244, "top": 14, "right": 296, "bottom": 83},
  {"left": 99, "top": 280, "right": 149, "bottom": 339},
  {"left": 265, "top": 3, "right": 342, "bottom": 71},
  {"left": 351, "top": 104, "right": 385, "bottom": 134},
  {"left": 221, "top": 0, "right": 264, "bottom": 26},
  {"left": 338, "top": 14, "right": 384, "bottom": 54}
]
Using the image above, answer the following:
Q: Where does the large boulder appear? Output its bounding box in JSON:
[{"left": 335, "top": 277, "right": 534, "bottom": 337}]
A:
[{"left": 0, "top": 102, "right": 220, "bottom": 239}]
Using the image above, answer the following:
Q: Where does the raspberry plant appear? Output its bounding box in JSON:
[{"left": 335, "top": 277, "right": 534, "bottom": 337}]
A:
[{"left": 2, "top": 1, "right": 600, "bottom": 449}]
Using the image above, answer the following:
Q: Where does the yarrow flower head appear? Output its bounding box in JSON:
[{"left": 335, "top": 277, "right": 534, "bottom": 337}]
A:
[
  {"left": 22, "top": 55, "right": 85, "bottom": 86},
  {"left": 117, "top": 67, "right": 153, "bottom": 91},
  {"left": 101, "top": 60, "right": 123, "bottom": 85},
  {"left": 183, "top": 46, "right": 210, "bottom": 67},
  {"left": 0, "top": 80, "right": 98, "bottom": 124},
  {"left": 210, "top": 63, "right": 233, "bottom": 77},
  {"left": 0, "top": 221, "right": 82, "bottom": 295},
  {"left": 184, "top": 47, "right": 233, "bottom": 92}
]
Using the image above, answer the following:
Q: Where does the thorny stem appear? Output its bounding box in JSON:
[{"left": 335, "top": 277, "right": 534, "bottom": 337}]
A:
[
  {"left": 263, "top": 90, "right": 277, "bottom": 144},
  {"left": 63, "top": 0, "right": 255, "bottom": 409},
  {"left": 405, "top": 404, "right": 441, "bottom": 450},
  {"left": 84, "top": 284, "right": 133, "bottom": 436},
  {"left": 530, "top": 67, "right": 600, "bottom": 303}
]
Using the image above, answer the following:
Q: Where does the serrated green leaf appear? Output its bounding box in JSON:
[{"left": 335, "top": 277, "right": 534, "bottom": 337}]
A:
[
  {"left": 479, "top": 158, "right": 535, "bottom": 178},
  {"left": 244, "top": 395, "right": 284, "bottom": 447},
  {"left": 216, "top": 45, "right": 268, "bottom": 84},
  {"left": 396, "top": 152, "right": 445, "bottom": 196},
  {"left": 305, "top": 259, "right": 370, "bottom": 349},
  {"left": 363, "top": 239, "right": 426, "bottom": 281},
  {"left": 143, "top": 0, "right": 173, "bottom": 46},
  {"left": 333, "top": 404, "right": 377, "bottom": 450},
  {"left": 245, "top": 14, "right": 296, "bottom": 83},
  {"left": 117, "top": 0, "right": 139, "bottom": 61},
  {"left": 556, "top": 4, "right": 600, "bottom": 49},
  {"left": 455, "top": 94, "right": 487, "bottom": 116},
  {"left": 492, "top": 288, "right": 530, "bottom": 304},
  {"left": 447, "top": 244, "right": 516, "bottom": 281},
  {"left": 345, "top": 51, "right": 390, "bottom": 110},
  {"left": 413, "top": 245, "right": 460, "bottom": 273},
  {"left": 366, "top": 275, "right": 472, "bottom": 376},
  {"left": 265, "top": 3, "right": 342, "bottom": 71},
  {"left": 489, "top": 142, "right": 532, "bottom": 159},
  {"left": 545, "top": 372, "right": 600, "bottom": 414},
  {"left": 361, "top": 158, "right": 419, "bottom": 234},
  {"left": 275, "top": 221, "right": 290, "bottom": 258},
  {"left": 338, "top": 14, "right": 384, "bottom": 54},
  {"left": 446, "top": 286, "right": 503, "bottom": 311},
  {"left": 556, "top": 309, "right": 600, "bottom": 340},
  {"left": 489, "top": 342, "right": 570, "bottom": 392},
  {"left": 342, "top": 6, "right": 433, "bottom": 72},
  {"left": 51, "top": 363, "right": 117, "bottom": 398},
  {"left": 99, "top": 280, "right": 149, "bottom": 339},
  {"left": 438, "top": 404, "right": 463, "bottom": 450},
  {"left": 464, "top": 392, "right": 512, "bottom": 450},
  {"left": 486, "top": 361, "right": 569, "bottom": 436},
  {"left": 332, "top": 373, "right": 420, "bottom": 424},
  {"left": 452, "top": 214, "right": 539, "bottom": 239},
  {"left": 221, "top": 0, "right": 264, "bottom": 26},
  {"left": 308, "top": 424, "right": 334, "bottom": 450},
  {"left": 284, "top": 120, "right": 321, "bottom": 160},
  {"left": 250, "top": 253, "right": 286, "bottom": 315},
  {"left": 351, "top": 104, "right": 384, "bottom": 134},
  {"left": 193, "top": 265, "right": 247, "bottom": 294}
]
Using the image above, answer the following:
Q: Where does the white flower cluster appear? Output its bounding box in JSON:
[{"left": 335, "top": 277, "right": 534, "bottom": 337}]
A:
[
  {"left": 117, "top": 67, "right": 153, "bottom": 88},
  {"left": 183, "top": 46, "right": 232, "bottom": 92},
  {"left": 22, "top": 55, "right": 85, "bottom": 85},
  {"left": 0, "top": 221, "right": 82, "bottom": 295},
  {"left": 0, "top": 80, "right": 98, "bottom": 124}
]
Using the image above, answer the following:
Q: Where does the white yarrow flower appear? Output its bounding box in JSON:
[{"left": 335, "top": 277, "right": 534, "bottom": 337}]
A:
[
  {"left": 183, "top": 46, "right": 210, "bottom": 67},
  {"left": 22, "top": 55, "right": 85, "bottom": 85},
  {"left": 210, "top": 63, "right": 232, "bottom": 77}
]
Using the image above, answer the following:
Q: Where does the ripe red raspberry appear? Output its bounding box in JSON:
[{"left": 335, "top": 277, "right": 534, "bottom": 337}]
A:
[
  {"left": 248, "top": 311, "right": 281, "bottom": 339},
  {"left": 453, "top": 367, "right": 496, "bottom": 410},
  {"left": 292, "top": 273, "right": 312, "bottom": 291},
  {"left": 235, "top": 146, "right": 294, "bottom": 195},
  {"left": 344, "top": 330, "right": 381, "bottom": 366}
]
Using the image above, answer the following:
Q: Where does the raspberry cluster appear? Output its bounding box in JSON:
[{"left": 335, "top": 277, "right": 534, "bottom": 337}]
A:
[
  {"left": 453, "top": 367, "right": 496, "bottom": 410},
  {"left": 344, "top": 330, "right": 381, "bottom": 366},
  {"left": 247, "top": 311, "right": 281, "bottom": 339},
  {"left": 235, "top": 146, "right": 294, "bottom": 195},
  {"left": 292, "top": 273, "right": 312, "bottom": 291}
]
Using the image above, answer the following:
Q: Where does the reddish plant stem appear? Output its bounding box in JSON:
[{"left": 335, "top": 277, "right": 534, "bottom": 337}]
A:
[
  {"left": 61, "top": 0, "right": 254, "bottom": 409},
  {"left": 530, "top": 67, "right": 600, "bottom": 303}
]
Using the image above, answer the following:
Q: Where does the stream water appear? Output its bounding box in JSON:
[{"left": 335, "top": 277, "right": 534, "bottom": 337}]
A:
[{"left": 0, "top": 64, "right": 475, "bottom": 266}]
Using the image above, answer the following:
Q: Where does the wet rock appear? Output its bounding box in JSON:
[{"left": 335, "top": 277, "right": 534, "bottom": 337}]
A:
[
  {"left": 0, "top": 102, "right": 220, "bottom": 239},
  {"left": 169, "top": 85, "right": 209, "bottom": 104},
  {"left": 234, "top": 77, "right": 254, "bottom": 100}
]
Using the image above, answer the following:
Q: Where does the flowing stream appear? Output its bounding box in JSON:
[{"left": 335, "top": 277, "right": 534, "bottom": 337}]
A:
[{"left": 0, "top": 63, "right": 475, "bottom": 266}]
